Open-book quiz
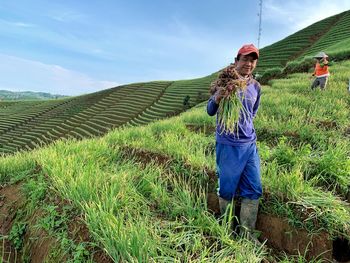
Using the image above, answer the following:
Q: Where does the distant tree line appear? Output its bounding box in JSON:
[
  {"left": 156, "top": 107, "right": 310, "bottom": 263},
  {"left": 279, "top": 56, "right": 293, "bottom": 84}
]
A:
[{"left": 0, "top": 90, "right": 68, "bottom": 101}]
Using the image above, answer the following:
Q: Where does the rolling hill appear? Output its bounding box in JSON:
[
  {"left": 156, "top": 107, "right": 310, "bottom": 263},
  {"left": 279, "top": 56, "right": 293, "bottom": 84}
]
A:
[
  {"left": 1, "top": 11, "right": 350, "bottom": 155},
  {"left": 0, "top": 11, "right": 350, "bottom": 154},
  {"left": 0, "top": 10, "right": 350, "bottom": 262}
]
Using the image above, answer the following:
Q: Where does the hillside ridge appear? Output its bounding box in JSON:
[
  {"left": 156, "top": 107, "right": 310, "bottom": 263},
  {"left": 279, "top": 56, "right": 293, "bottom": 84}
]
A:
[{"left": 1, "top": 10, "right": 350, "bottom": 155}]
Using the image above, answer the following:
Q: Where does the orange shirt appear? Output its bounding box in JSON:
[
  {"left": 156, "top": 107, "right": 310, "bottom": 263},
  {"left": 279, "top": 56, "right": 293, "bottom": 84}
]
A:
[{"left": 314, "top": 62, "right": 329, "bottom": 77}]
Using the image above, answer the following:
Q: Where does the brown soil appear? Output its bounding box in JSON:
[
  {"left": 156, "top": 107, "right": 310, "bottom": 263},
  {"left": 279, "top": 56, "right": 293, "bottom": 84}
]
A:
[
  {"left": 185, "top": 124, "right": 216, "bottom": 135},
  {"left": 121, "top": 146, "right": 172, "bottom": 167},
  {"left": 345, "top": 126, "right": 350, "bottom": 137},
  {"left": 24, "top": 227, "right": 57, "bottom": 263},
  {"left": 0, "top": 183, "right": 25, "bottom": 263},
  {"left": 206, "top": 193, "right": 220, "bottom": 215},
  {"left": 68, "top": 216, "right": 114, "bottom": 263},
  {"left": 0, "top": 181, "right": 62, "bottom": 263},
  {"left": 0, "top": 182, "right": 113, "bottom": 263},
  {"left": 47, "top": 194, "right": 113, "bottom": 263},
  {"left": 205, "top": 169, "right": 217, "bottom": 185},
  {"left": 316, "top": 120, "right": 338, "bottom": 130},
  {"left": 259, "top": 129, "right": 304, "bottom": 147},
  {"left": 256, "top": 213, "right": 333, "bottom": 261},
  {"left": 282, "top": 131, "right": 300, "bottom": 139}
]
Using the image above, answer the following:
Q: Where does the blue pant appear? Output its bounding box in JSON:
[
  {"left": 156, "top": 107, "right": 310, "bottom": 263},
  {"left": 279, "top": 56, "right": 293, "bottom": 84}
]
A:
[{"left": 216, "top": 142, "right": 262, "bottom": 201}]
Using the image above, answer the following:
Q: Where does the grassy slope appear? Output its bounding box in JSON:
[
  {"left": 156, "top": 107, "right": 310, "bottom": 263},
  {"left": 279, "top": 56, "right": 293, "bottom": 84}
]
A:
[
  {"left": 1, "top": 11, "right": 350, "bottom": 155},
  {"left": 1, "top": 60, "right": 349, "bottom": 262},
  {"left": 255, "top": 12, "right": 343, "bottom": 73},
  {"left": 256, "top": 10, "right": 350, "bottom": 73},
  {"left": 1, "top": 10, "right": 350, "bottom": 262}
]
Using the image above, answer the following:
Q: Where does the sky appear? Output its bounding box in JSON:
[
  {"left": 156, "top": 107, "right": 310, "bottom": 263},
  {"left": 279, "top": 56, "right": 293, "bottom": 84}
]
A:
[{"left": 1, "top": 0, "right": 350, "bottom": 96}]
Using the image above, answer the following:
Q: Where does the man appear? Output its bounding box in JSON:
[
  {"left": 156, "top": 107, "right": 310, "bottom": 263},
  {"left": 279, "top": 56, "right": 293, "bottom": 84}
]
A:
[
  {"left": 207, "top": 44, "right": 262, "bottom": 238},
  {"left": 311, "top": 51, "right": 330, "bottom": 90}
]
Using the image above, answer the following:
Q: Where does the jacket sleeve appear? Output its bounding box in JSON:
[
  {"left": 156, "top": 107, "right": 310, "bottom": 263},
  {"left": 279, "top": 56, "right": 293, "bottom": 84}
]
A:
[
  {"left": 252, "top": 86, "right": 261, "bottom": 118},
  {"left": 207, "top": 96, "right": 219, "bottom": 116}
]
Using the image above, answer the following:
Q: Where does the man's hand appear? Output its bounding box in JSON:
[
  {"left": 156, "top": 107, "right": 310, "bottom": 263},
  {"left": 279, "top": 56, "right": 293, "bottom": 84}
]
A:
[{"left": 214, "top": 87, "right": 226, "bottom": 104}]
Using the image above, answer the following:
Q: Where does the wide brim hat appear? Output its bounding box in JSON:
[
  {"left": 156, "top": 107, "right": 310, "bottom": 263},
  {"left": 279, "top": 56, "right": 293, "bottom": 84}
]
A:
[{"left": 313, "top": 51, "right": 328, "bottom": 58}]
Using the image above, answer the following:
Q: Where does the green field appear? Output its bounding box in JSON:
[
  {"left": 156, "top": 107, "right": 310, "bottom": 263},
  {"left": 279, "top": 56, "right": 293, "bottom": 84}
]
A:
[
  {"left": 1, "top": 11, "right": 350, "bottom": 156},
  {"left": 0, "top": 11, "right": 349, "bottom": 263}
]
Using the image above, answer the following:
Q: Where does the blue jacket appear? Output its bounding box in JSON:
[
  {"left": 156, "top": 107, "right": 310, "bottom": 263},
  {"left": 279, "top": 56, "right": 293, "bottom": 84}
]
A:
[{"left": 207, "top": 79, "right": 261, "bottom": 146}]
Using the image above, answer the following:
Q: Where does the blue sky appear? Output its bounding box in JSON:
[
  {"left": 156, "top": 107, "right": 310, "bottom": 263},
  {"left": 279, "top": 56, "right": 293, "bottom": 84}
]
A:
[{"left": 1, "top": 0, "right": 350, "bottom": 96}]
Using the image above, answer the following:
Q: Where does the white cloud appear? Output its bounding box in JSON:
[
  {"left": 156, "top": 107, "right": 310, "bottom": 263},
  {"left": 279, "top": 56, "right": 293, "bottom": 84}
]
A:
[
  {"left": 0, "top": 54, "right": 120, "bottom": 96},
  {"left": 11, "top": 22, "right": 35, "bottom": 27},
  {"left": 264, "top": 0, "right": 350, "bottom": 32},
  {"left": 47, "top": 10, "right": 87, "bottom": 23},
  {"left": 0, "top": 18, "right": 35, "bottom": 27}
]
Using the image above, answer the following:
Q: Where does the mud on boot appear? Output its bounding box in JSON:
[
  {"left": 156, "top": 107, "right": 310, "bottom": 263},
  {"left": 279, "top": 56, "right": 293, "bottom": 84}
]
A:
[{"left": 239, "top": 198, "right": 262, "bottom": 245}]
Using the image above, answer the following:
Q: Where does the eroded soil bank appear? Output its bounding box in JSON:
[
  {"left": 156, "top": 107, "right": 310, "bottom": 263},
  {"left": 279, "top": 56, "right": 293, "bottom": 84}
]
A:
[{"left": 0, "top": 182, "right": 113, "bottom": 263}]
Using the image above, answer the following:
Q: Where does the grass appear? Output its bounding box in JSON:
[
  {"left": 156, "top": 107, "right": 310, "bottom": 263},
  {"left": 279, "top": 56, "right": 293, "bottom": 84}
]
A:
[
  {"left": 26, "top": 140, "right": 265, "bottom": 262},
  {"left": 0, "top": 11, "right": 349, "bottom": 261},
  {"left": 2, "top": 59, "right": 347, "bottom": 260}
]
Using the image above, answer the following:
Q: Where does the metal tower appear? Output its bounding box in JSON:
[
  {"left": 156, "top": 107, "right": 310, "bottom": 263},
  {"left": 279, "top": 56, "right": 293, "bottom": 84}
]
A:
[{"left": 257, "top": 0, "right": 263, "bottom": 48}]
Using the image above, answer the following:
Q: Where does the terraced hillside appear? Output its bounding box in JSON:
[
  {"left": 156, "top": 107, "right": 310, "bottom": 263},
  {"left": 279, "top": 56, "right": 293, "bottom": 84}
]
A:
[
  {"left": 1, "top": 10, "right": 350, "bottom": 156},
  {"left": 1, "top": 9, "right": 350, "bottom": 262},
  {"left": 302, "top": 10, "right": 350, "bottom": 57},
  {"left": 0, "top": 75, "right": 216, "bottom": 155},
  {"left": 255, "top": 10, "right": 350, "bottom": 73}
]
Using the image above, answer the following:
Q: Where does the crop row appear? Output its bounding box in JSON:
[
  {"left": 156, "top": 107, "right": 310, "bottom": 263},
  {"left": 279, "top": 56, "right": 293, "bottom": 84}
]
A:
[
  {"left": 1, "top": 80, "right": 204, "bottom": 154},
  {"left": 128, "top": 74, "right": 217, "bottom": 126},
  {"left": 303, "top": 11, "right": 350, "bottom": 57},
  {"left": 256, "top": 12, "right": 344, "bottom": 73}
]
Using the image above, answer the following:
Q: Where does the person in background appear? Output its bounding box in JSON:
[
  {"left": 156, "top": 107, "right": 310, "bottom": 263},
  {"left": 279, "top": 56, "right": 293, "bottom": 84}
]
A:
[
  {"left": 311, "top": 52, "right": 330, "bottom": 90},
  {"left": 207, "top": 44, "right": 262, "bottom": 240}
]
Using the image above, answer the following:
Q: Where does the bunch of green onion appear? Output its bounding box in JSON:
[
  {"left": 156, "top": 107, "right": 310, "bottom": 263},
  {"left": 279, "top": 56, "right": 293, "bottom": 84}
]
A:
[{"left": 210, "top": 64, "right": 250, "bottom": 135}]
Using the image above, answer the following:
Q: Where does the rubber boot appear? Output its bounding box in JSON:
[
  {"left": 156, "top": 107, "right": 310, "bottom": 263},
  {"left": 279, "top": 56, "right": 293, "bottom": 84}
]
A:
[
  {"left": 219, "top": 197, "right": 236, "bottom": 234},
  {"left": 218, "top": 196, "right": 231, "bottom": 215},
  {"left": 239, "top": 198, "right": 260, "bottom": 244}
]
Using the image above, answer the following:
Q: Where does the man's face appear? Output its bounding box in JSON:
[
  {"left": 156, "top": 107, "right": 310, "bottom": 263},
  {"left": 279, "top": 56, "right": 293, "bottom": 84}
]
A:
[{"left": 235, "top": 54, "right": 258, "bottom": 77}]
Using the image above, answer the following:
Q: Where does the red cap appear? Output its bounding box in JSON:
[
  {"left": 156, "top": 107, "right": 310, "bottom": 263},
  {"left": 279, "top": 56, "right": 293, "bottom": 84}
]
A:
[{"left": 237, "top": 44, "right": 259, "bottom": 59}]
